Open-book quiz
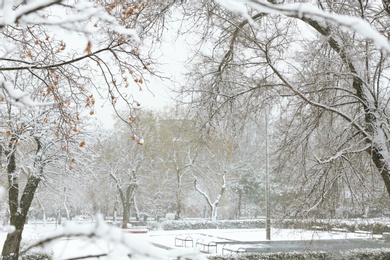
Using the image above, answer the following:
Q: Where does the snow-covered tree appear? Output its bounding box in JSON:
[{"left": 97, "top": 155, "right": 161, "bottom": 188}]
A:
[
  {"left": 194, "top": 172, "right": 226, "bottom": 222},
  {"left": 178, "top": 0, "right": 390, "bottom": 217},
  {"left": 0, "top": 1, "right": 175, "bottom": 259},
  {"left": 91, "top": 125, "right": 145, "bottom": 228}
]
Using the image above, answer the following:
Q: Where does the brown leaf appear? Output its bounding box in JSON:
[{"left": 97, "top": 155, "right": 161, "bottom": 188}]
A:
[{"left": 85, "top": 41, "right": 92, "bottom": 55}]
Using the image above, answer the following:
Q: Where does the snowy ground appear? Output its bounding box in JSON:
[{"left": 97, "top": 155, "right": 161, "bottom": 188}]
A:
[{"left": 0, "top": 222, "right": 388, "bottom": 259}]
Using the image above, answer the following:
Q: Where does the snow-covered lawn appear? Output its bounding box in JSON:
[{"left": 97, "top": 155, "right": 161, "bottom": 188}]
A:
[
  {"left": 142, "top": 227, "right": 380, "bottom": 255},
  {"left": 0, "top": 222, "right": 385, "bottom": 259}
]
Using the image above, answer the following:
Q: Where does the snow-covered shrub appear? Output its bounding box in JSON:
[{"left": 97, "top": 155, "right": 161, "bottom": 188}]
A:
[
  {"left": 161, "top": 220, "right": 217, "bottom": 230},
  {"left": 278, "top": 219, "right": 390, "bottom": 234},
  {"left": 20, "top": 252, "right": 53, "bottom": 260},
  {"left": 356, "top": 223, "right": 390, "bottom": 235},
  {"left": 149, "top": 219, "right": 265, "bottom": 231},
  {"left": 208, "top": 251, "right": 333, "bottom": 260},
  {"left": 342, "top": 248, "right": 390, "bottom": 260},
  {"left": 218, "top": 220, "right": 266, "bottom": 229}
]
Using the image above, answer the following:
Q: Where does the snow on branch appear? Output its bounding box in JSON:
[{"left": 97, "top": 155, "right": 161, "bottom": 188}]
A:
[
  {"left": 0, "top": 0, "right": 58, "bottom": 25},
  {"left": 0, "top": 0, "right": 140, "bottom": 106},
  {"left": 217, "top": 0, "right": 390, "bottom": 52},
  {"left": 193, "top": 173, "right": 227, "bottom": 222},
  {"left": 1, "top": 80, "right": 55, "bottom": 107},
  {"left": 0, "top": 0, "right": 139, "bottom": 41}
]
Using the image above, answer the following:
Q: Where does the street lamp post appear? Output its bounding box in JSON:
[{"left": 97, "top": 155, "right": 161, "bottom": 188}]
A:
[{"left": 265, "top": 109, "right": 271, "bottom": 240}]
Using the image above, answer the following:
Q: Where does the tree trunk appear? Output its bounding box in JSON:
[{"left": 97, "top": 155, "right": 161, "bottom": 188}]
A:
[
  {"left": 119, "top": 187, "right": 130, "bottom": 229},
  {"left": 2, "top": 217, "right": 24, "bottom": 260},
  {"left": 63, "top": 187, "right": 70, "bottom": 220},
  {"left": 302, "top": 18, "right": 390, "bottom": 200},
  {"left": 211, "top": 206, "right": 218, "bottom": 222},
  {"left": 2, "top": 139, "right": 19, "bottom": 260},
  {"left": 2, "top": 138, "right": 42, "bottom": 259},
  {"left": 133, "top": 195, "right": 140, "bottom": 221},
  {"left": 175, "top": 173, "right": 182, "bottom": 220},
  {"left": 237, "top": 190, "right": 242, "bottom": 220},
  {"left": 194, "top": 174, "right": 226, "bottom": 222},
  {"left": 113, "top": 195, "right": 119, "bottom": 226},
  {"left": 122, "top": 204, "right": 130, "bottom": 229},
  {"left": 370, "top": 147, "right": 390, "bottom": 197},
  {"left": 2, "top": 175, "right": 42, "bottom": 259},
  {"left": 3, "top": 172, "right": 41, "bottom": 259},
  {"left": 383, "top": 0, "right": 390, "bottom": 15},
  {"left": 111, "top": 170, "right": 138, "bottom": 229}
]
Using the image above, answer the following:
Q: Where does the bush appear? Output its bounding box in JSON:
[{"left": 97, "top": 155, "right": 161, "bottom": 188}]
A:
[
  {"left": 278, "top": 218, "right": 390, "bottom": 234},
  {"left": 20, "top": 251, "right": 53, "bottom": 260},
  {"left": 342, "top": 248, "right": 390, "bottom": 260},
  {"left": 147, "top": 219, "right": 265, "bottom": 231},
  {"left": 207, "top": 248, "right": 390, "bottom": 260},
  {"left": 208, "top": 251, "right": 333, "bottom": 260}
]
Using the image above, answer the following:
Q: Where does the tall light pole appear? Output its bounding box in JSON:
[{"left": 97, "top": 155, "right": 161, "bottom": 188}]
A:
[{"left": 265, "top": 108, "right": 271, "bottom": 240}]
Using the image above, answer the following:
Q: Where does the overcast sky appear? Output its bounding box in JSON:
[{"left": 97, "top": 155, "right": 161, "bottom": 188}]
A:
[{"left": 95, "top": 26, "right": 189, "bottom": 129}]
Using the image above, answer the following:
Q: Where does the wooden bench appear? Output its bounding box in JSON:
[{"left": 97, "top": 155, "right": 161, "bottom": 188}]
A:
[
  {"left": 126, "top": 226, "right": 148, "bottom": 234},
  {"left": 355, "top": 230, "right": 372, "bottom": 237},
  {"left": 331, "top": 228, "right": 348, "bottom": 233},
  {"left": 311, "top": 225, "right": 326, "bottom": 231},
  {"left": 382, "top": 232, "right": 390, "bottom": 242},
  {"left": 175, "top": 235, "right": 194, "bottom": 247},
  {"left": 222, "top": 244, "right": 246, "bottom": 255},
  {"left": 196, "top": 237, "right": 217, "bottom": 253}
]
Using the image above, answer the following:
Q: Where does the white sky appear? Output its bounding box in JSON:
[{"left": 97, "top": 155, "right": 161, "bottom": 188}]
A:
[
  {"left": 95, "top": 25, "right": 189, "bottom": 129},
  {"left": 53, "top": 21, "right": 188, "bottom": 129}
]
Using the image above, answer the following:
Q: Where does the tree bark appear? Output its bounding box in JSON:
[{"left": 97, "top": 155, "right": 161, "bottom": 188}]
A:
[
  {"left": 119, "top": 188, "right": 130, "bottom": 229},
  {"left": 2, "top": 137, "right": 42, "bottom": 260},
  {"left": 237, "top": 190, "right": 242, "bottom": 220},
  {"left": 194, "top": 174, "right": 226, "bottom": 222},
  {"left": 369, "top": 147, "right": 390, "bottom": 196},
  {"left": 383, "top": 0, "right": 390, "bottom": 15},
  {"left": 175, "top": 173, "right": 182, "bottom": 220},
  {"left": 302, "top": 18, "right": 390, "bottom": 199},
  {"left": 110, "top": 170, "right": 138, "bottom": 229}
]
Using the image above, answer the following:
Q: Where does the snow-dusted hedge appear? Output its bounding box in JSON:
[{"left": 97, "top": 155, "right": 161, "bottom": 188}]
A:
[
  {"left": 279, "top": 219, "right": 390, "bottom": 234},
  {"left": 208, "top": 249, "right": 390, "bottom": 260},
  {"left": 145, "top": 218, "right": 390, "bottom": 234},
  {"left": 20, "top": 252, "right": 53, "bottom": 260},
  {"left": 148, "top": 219, "right": 265, "bottom": 231},
  {"left": 279, "top": 219, "right": 353, "bottom": 232},
  {"left": 208, "top": 251, "right": 333, "bottom": 260},
  {"left": 342, "top": 248, "right": 390, "bottom": 260}
]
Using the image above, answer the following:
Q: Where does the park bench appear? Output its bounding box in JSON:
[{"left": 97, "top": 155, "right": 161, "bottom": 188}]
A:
[
  {"left": 174, "top": 234, "right": 194, "bottom": 247},
  {"left": 331, "top": 228, "right": 348, "bottom": 233},
  {"left": 311, "top": 225, "right": 326, "bottom": 231},
  {"left": 196, "top": 237, "right": 217, "bottom": 253},
  {"left": 222, "top": 244, "right": 246, "bottom": 255},
  {"left": 126, "top": 226, "right": 148, "bottom": 234},
  {"left": 382, "top": 232, "right": 390, "bottom": 242},
  {"left": 354, "top": 230, "right": 372, "bottom": 237}
]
